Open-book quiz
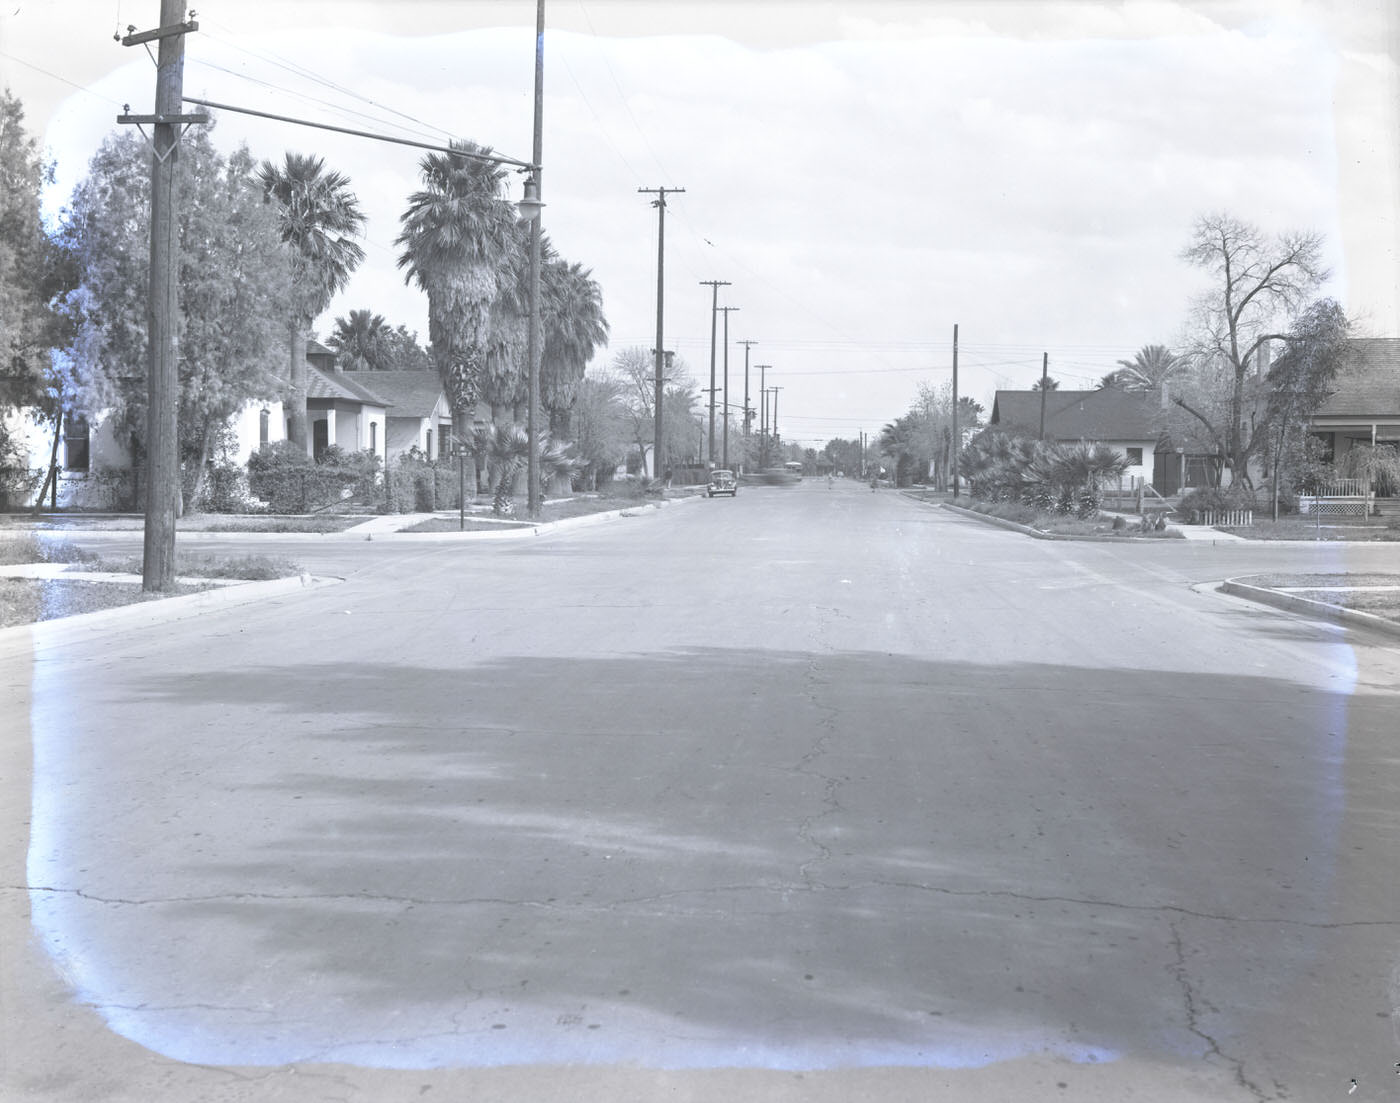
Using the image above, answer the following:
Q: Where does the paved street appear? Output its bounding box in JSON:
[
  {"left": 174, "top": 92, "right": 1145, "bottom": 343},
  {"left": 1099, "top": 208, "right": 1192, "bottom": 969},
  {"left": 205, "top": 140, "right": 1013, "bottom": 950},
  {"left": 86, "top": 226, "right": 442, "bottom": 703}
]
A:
[{"left": 4, "top": 482, "right": 1399, "bottom": 1101}]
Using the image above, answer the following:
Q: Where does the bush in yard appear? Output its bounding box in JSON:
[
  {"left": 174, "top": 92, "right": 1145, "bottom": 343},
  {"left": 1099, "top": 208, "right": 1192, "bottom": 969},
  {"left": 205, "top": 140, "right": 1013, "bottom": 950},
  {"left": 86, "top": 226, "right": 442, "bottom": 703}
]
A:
[
  {"left": 0, "top": 466, "right": 44, "bottom": 510},
  {"left": 196, "top": 461, "right": 264, "bottom": 513},
  {"left": 1177, "top": 486, "right": 1256, "bottom": 523},
  {"left": 247, "top": 442, "right": 371, "bottom": 513},
  {"left": 62, "top": 467, "right": 136, "bottom": 511}
]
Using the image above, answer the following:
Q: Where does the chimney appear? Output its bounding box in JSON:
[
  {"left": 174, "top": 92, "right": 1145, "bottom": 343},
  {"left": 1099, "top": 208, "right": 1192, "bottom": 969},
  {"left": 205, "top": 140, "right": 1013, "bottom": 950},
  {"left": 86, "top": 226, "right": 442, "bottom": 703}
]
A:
[{"left": 1256, "top": 339, "right": 1270, "bottom": 377}]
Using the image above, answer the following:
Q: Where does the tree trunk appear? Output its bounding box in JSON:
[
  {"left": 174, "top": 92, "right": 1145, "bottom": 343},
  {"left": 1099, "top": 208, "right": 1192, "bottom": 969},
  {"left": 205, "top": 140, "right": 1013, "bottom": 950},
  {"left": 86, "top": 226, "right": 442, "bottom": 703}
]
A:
[
  {"left": 186, "top": 420, "right": 215, "bottom": 513},
  {"left": 32, "top": 404, "right": 63, "bottom": 513},
  {"left": 287, "top": 319, "right": 308, "bottom": 452},
  {"left": 546, "top": 471, "right": 571, "bottom": 499}
]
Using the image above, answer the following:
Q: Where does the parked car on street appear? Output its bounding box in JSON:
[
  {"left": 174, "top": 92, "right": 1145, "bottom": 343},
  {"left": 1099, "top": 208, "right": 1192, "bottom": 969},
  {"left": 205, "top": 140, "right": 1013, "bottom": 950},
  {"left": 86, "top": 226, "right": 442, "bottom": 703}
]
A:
[{"left": 707, "top": 470, "right": 738, "bottom": 497}]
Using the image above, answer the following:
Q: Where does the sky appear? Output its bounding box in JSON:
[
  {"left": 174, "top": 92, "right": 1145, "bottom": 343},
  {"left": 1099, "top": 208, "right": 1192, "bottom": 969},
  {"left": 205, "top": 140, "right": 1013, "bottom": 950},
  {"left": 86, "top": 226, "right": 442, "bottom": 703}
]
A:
[{"left": 2, "top": 0, "right": 1398, "bottom": 450}]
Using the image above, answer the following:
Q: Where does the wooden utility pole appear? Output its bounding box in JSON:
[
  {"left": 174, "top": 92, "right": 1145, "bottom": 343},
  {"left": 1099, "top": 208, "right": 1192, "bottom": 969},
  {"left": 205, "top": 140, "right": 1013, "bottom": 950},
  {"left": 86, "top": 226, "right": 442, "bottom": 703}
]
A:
[
  {"left": 640, "top": 186, "right": 684, "bottom": 479},
  {"left": 718, "top": 306, "right": 739, "bottom": 468},
  {"left": 118, "top": 1, "right": 206, "bottom": 592},
  {"left": 738, "top": 339, "right": 757, "bottom": 460},
  {"left": 951, "top": 323, "right": 960, "bottom": 498},
  {"left": 757, "top": 365, "right": 770, "bottom": 467},
  {"left": 1039, "top": 351, "right": 1050, "bottom": 440},
  {"left": 699, "top": 280, "right": 729, "bottom": 465}
]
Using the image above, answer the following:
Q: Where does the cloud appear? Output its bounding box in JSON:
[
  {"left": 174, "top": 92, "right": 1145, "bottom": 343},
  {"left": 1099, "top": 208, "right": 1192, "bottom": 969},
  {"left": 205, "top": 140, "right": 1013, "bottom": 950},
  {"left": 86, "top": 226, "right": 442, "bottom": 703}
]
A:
[{"left": 11, "top": 2, "right": 1396, "bottom": 439}]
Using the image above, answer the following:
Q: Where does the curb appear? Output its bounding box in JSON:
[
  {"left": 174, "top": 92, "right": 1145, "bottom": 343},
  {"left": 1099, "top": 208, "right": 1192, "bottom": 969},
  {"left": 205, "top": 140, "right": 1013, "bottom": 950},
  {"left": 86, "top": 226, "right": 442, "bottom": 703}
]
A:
[
  {"left": 1218, "top": 578, "right": 1400, "bottom": 639},
  {"left": 355, "top": 497, "right": 692, "bottom": 541},
  {"left": 0, "top": 573, "right": 341, "bottom": 653},
  {"left": 3, "top": 497, "right": 696, "bottom": 544},
  {"left": 936, "top": 501, "right": 1182, "bottom": 542},
  {"left": 0, "top": 498, "right": 696, "bottom": 638}
]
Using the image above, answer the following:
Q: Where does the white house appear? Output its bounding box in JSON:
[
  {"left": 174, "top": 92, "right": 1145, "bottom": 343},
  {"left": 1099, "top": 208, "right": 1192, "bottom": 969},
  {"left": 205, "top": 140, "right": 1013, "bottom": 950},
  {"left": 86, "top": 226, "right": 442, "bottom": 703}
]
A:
[{"left": 988, "top": 388, "right": 1160, "bottom": 489}]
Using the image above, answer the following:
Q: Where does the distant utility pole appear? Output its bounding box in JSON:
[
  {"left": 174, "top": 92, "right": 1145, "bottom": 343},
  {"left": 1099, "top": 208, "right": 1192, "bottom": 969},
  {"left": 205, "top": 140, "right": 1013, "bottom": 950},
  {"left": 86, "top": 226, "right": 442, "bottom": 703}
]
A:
[
  {"left": 699, "top": 279, "right": 729, "bottom": 465},
  {"left": 1039, "top": 351, "right": 1049, "bottom": 440},
  {"left": 757, "top": 365, "right": 770, "bottom": 467},
  {"left": 118, "top": 0, "right": 206, "bottom": 592},
  {"left": 718, "top": 305, "right": 739, "bottom": 468},
  {"left": 771, "top": 386, "right": 783, "bottom": 449},
  {"left": 640, "top": 185, "right": 684, "bottom": 478},
  {"left": 738, "top": 339, "right": 757, "bottom": 459},
  {"left": 951, "top": 323, "right": 960, "bottom": 498}
]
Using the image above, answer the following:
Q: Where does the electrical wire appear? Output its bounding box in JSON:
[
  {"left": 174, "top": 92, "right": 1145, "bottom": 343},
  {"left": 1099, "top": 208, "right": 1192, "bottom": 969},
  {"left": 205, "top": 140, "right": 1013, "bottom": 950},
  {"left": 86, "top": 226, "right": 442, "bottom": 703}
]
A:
[
  {"left": 0, "top": 51, "right": 127, "bottom": 106},
  {"left": 198, "top": 19, "right": 457, "bottom": 144},
  {"left": 187, "top": 58, "right": 453, "bottom": 147}
]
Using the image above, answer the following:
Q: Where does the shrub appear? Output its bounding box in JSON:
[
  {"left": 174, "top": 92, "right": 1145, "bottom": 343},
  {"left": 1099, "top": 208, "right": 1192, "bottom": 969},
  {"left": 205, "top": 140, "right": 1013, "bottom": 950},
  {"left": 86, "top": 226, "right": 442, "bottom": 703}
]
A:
[
  {"left": 385, "top": 454, "right": 470, "bottom": 513},
  {"left": 0, "top": 465, "right": 44, "bottom": 510},
  {"left": 247, "top": 442, "right": 374, "bottom": 513},
  {"left": 62, "top": 467, "right": 136, "bottom": 511},
  {"left": 1177, "top": 486, "right": 1256, "bottom": 523},
  {"left": 197, "top": 461, "right": 263, "bottom": 514}
]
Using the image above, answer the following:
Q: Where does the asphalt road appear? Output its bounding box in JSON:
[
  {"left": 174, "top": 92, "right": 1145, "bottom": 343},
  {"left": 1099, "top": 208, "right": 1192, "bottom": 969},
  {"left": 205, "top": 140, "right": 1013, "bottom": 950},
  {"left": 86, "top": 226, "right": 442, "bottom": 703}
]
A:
[{"left": 3, "top": 482, "right": 1398, "bottom": 1102}]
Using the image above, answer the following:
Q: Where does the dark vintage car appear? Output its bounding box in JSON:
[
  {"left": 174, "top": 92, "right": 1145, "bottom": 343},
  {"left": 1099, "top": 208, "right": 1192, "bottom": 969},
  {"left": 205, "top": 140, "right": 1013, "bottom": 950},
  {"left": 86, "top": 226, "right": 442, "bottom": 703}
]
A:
[{"left": 706, "top": 469, "right": 738, "bottom": 497}]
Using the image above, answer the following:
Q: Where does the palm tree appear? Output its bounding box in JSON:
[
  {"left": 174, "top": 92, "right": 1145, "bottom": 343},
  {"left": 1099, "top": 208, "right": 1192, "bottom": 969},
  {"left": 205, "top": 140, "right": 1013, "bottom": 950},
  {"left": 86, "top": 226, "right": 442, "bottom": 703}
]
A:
[
  {"left": 1030, "top": 375, "right": 1060, "bottom": 391},
  {"left": 395, "top": 141, "right": 517, "bottom": 440},
  {"left": 469, "top": 421, "right": 577, "bottom": 515},
  {"left": 541, "top": 254, "right": 609, "bottom": 439},
  {"left": 258, "top": 153, "right": 366, "bottom": 450},
  {"left": 328, "top": 309, "right": 390, "bottom": 371},
  {"left": 1053, "top": 440, "right": 1130, "bottom": 517},
  {"left": 1114, "top": 344, "right": 1180, "bottom": 393}
]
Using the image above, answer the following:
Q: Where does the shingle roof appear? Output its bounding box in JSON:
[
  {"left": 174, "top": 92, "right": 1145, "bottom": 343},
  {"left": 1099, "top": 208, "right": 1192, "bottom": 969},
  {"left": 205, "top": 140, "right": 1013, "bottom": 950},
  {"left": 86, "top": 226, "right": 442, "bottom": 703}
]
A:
[
  {"left": 340, "top": 371, "right": 445, "bottom": 417},
  {"left": 1315, "top": 338, "right": 1400, "bottom": 417},
  {"left": 305, "top": 364, "right": 389, "bottom": 406},
  {"left": 989, "top": 388, "right": 1159, "bottom": 441}
]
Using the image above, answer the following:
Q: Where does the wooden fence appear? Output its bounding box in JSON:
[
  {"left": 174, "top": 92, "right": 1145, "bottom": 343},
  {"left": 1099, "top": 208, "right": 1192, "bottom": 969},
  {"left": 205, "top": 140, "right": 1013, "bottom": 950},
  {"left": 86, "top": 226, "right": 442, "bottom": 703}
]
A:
[
  {"left": 1198, "top": 509, "right": 1253, "bottom": 526},
  {"left": 1298, "top": 480, "right": 1373, "bottom": 517}
]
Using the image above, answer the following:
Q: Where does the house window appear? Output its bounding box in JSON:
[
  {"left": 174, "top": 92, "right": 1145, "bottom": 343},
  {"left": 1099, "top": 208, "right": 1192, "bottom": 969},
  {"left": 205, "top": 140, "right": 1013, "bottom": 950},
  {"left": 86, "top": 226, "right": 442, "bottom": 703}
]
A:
[
  {"left": 63, "top": 414, "right": 90, "bottom": 472},
  {"left": 1125, "top": 447, "right": 1143, "bottom": 466},
  {"left": 370, "top": 422, "right": 377, "bottom": 451},
  {"left": 259, "top": 408, "right": 270, "bottom": 445},
  {"left": 426, "top": 429, "right": 433, "bottom": 458}
]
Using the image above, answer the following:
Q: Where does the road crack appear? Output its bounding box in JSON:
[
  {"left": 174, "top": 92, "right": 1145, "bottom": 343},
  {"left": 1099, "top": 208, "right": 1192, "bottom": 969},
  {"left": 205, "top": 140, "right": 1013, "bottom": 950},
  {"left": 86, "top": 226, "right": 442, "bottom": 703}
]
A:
[
  {"left": 1169, "top": 920, "right": 1274, "bottom": 1101},
  {"left": 795, "top": 657, "right": 844, "bottom": 888}
]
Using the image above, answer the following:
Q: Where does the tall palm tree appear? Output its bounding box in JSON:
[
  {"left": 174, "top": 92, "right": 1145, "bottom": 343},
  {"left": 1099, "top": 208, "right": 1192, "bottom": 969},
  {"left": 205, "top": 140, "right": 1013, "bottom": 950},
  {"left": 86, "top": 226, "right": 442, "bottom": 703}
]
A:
[
  {"left": 395, "top": 140, "right": 517, "bottom": 440},
  {"left": 258, "top": 153, "right": 366, "bottom": 450},
  {"left": 328, "top": 309, "right": 390, "bottom": 371},
  {"left": 479, "top": 231, "right": 531, "bottom": 422},
  {"left": 1114, "top": 343, "right": 1180, "bottom": 392},
  {"left": 541, "top": 254, "right": 609, "bottom": 439}
]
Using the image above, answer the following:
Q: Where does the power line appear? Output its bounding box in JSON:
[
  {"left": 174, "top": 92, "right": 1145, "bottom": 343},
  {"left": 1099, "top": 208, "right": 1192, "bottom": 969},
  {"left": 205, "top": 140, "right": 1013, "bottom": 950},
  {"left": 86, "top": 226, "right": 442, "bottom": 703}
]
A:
[
  {"left": 0, "top": 50, "right": 126, "bottom": 105},
  {"left": 198, "top": 18, "right": 455, "bottom": 143}
]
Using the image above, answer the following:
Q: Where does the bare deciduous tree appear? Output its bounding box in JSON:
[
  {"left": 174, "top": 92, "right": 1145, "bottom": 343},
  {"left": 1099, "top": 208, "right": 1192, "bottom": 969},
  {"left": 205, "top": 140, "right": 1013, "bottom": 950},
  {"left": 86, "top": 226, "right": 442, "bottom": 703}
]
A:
[{"left": 1177, "top": 213, "right": 1328, "bottom": 483}]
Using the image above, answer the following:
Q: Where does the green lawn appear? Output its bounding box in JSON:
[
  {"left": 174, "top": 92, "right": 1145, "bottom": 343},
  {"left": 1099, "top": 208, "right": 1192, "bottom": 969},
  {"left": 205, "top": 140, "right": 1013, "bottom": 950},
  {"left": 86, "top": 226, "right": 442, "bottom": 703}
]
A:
[{"left": 1220, "top": 518, "right": 1400, "bottom": 541}]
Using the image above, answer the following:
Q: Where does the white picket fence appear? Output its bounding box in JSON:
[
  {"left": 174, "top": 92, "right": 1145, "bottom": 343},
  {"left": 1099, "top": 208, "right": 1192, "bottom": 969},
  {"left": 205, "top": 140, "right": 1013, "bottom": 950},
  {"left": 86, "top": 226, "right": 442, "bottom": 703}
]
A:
[
  {"left": 1298, "top": 480, "right": 1373, "bottom": 517},
  {"left": 1198, "top": 508, "right": 1253, "bottom": 526}
]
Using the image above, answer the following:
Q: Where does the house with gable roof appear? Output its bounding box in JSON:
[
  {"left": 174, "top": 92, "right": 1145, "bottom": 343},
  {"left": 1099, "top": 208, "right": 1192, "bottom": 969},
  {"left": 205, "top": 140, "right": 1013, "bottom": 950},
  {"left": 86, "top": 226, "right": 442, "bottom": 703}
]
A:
[
  {"left": 988, "top": 387, "right": 1161, "bottom": 489},
  {"left": 1307, "top": 337, "right": 1400, "bottom": 461},
  {"left": 340, "top": 369, "right": 459, "bottom": 463},
  {"left": 303, "top": 341, "right": 387, "bottom": 459}
]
